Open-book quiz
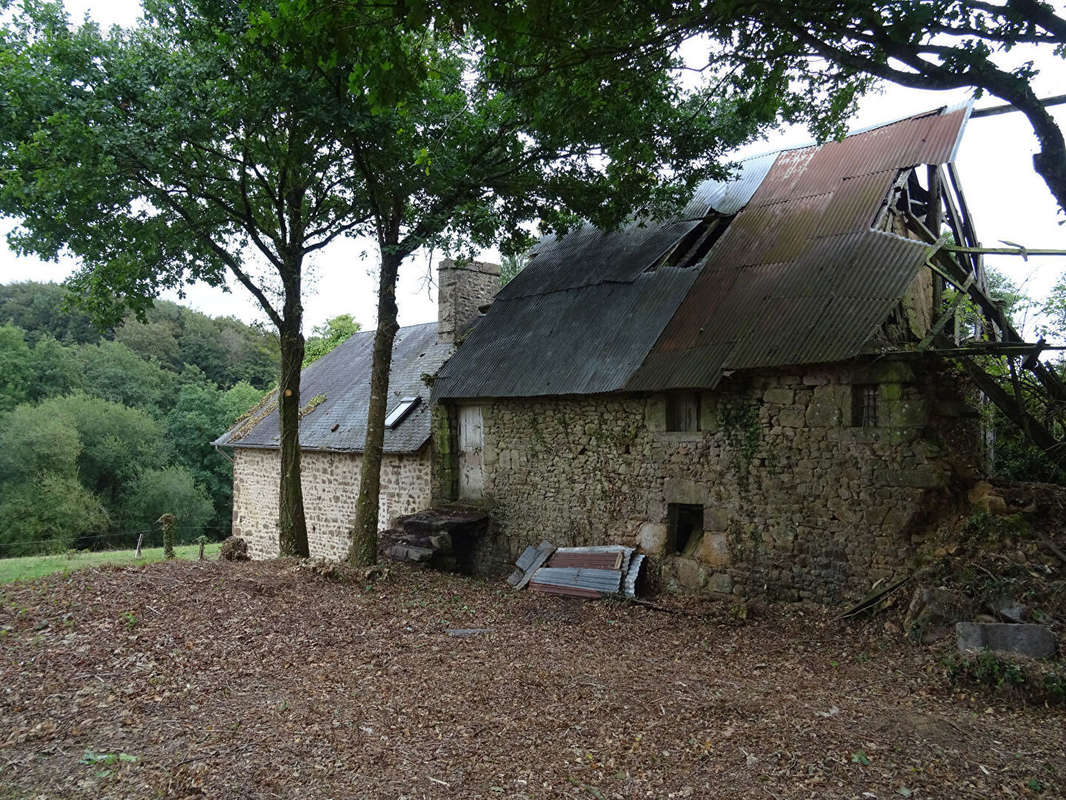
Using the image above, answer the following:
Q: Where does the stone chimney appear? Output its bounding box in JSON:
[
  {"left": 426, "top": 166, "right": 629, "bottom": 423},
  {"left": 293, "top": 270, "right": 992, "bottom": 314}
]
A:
[{"left": 437, "top": 258, "right": 500, "bottom": 344}]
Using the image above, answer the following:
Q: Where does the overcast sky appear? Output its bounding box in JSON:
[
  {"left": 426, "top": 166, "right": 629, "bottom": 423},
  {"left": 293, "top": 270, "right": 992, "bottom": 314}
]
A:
[{"left": 2, "top": 1, "right": 1064, "bottom": 337}]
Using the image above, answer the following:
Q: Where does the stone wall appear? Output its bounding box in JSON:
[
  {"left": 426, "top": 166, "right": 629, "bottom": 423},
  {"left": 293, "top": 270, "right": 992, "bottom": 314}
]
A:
[
  {"left": 464, "top": 360, "right": 980, "bottom": 602},
  {"left": 437, "top": 259, "right": 500, "bottom": 344},
  {"left": 232, "top": 447, "right": 432, "bottom": 560}
]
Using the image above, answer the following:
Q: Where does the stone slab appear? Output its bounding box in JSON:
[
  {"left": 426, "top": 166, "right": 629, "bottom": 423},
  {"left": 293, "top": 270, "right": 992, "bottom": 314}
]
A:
[{"left": 956, "top": 622, "right": 1056, "bottom": 659}]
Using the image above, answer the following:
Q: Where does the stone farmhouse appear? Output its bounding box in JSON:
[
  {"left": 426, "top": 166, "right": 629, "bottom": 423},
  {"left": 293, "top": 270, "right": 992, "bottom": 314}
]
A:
[
  {"left": 219, "top": 105, "right": 1006, "bottom": 602},
  {"left": 213, "top": 258, "right": 500, "bottom": 560}
]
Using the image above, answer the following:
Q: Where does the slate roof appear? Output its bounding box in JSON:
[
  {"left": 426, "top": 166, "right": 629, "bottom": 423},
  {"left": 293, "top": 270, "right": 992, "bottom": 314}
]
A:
[
  {"left": 433, "top": 104, "right": 971, "bottom": 400},
  {"left": 214, "top": 322, "right": 449, "bottom": 454}
]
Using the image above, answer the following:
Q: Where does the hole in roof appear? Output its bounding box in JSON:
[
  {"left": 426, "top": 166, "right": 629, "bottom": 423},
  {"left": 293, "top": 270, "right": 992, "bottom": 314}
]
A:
[
  {"left": 385, "top": 396, "right": 421, "bottom": 429},
  {"left": 647, "top": 214, "right": 733, "bottom": 272}
]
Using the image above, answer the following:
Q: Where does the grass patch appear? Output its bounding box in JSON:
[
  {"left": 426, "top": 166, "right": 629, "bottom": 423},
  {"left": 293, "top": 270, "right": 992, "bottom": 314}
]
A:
[{"left": 0, "top": 543, "right": 221, "bottom": 584}]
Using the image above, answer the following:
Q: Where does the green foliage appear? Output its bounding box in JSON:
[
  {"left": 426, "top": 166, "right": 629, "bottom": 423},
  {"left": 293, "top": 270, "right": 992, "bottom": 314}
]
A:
[
  {"left": 0, "top": 282, "right": 103, "bottom": 345},
  {"left": 0, "top": 284, "right": 276, "bottom": 555},
  {"left": 0, "top": 402, "right": 81, "bottom": 482},
  {"left": 0, "top": 474, "right": 108, "bottom": 557},
  {"left": 303, "top": 315, "right": 360, "bottom": 366},
  {"left": 498, "top": 254, "right": 525, "bottom": 289},
  {"left": 718, "top": 398, "right": 763, "bottom": 486},
  {"left": 942, "top": 651, "right": 1066, "bottom": 706},
  {"left": 75, "top": 340, "right": 178, "bottom": 417},
  {"left": 962, "top": 510, "right": 1031, "bottom": 544},
  {"left": 1039, "top": 272, "right": 1066, "bottom": 343},
  {"left": 0, "top": 323, "right": 33, "bottom": 411},
  {"left": 38, "top": 394, "right": 169, "bottom": 508},
  {"left": 121, "top": 468, "right": 213, "bottom": 545}
]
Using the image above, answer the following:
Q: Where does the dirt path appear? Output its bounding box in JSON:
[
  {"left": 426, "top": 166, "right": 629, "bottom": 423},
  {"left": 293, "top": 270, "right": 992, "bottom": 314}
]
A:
[{"left": 0, "top": 560, "right": 1060, "bottom": 799}]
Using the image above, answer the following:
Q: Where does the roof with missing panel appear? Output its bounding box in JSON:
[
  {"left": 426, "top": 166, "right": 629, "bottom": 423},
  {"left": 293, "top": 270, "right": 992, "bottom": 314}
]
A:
[{"left": 432, "top": 104, "right": 971, "bottom": 400}]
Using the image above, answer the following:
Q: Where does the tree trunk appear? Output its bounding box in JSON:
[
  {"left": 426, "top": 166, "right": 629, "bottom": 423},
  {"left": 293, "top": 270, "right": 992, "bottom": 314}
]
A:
[
  {"left": 350, "top": 250, "right": 403, "bottom": 566},
  {"left": 277, "top": 314, "right": 310, "bottom": 558}
]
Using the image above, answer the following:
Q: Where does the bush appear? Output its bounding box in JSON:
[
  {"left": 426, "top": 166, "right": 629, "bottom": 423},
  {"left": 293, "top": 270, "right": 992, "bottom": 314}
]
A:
[
  {"left": 0, "top": 474, "right": 109, "bottom": 556},
  {"left": 121, "top": 467, "right": 214, "bottom": 544}
]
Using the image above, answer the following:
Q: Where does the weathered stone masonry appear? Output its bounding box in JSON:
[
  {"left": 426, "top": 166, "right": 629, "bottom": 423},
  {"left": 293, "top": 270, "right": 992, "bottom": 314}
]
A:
[
  {"left": 465, "top": 360, "right": 979, "bottom": 602},
  {"left": 232, "top": 447, "right": 431, "bottom": 560}
]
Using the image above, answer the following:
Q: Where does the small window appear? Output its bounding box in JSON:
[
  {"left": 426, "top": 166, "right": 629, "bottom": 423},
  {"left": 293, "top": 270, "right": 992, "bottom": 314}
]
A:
[
  {"left": 851, "top": 384, "right": 879, "bottom": 427},
  {"left": 666, "top": 392, "right": 701, "bottom": 432},
  {"left": 668, "top": 504, "right": 704, "bottom": 555},
  {"left": 385, "top": 396, "right": 420, "bottom": 429}
]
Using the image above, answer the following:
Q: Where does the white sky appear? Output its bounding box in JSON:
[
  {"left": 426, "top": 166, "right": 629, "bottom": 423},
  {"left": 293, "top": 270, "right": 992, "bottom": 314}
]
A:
[{"left": 1, "top": 1, "right": 1064, "bottom": 336}]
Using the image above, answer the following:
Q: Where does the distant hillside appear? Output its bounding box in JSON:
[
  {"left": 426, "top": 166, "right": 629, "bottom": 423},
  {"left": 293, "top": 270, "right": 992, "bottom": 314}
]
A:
[{"left": 0, "top": 282, "right": 279, "bottom": 556}]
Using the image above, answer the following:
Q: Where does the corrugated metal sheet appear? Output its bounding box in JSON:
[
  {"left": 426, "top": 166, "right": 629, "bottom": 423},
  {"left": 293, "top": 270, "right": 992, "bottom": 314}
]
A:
[
  {"left": 435, "top": 106, "right": 969, "bottom": 400},
  {"left": 548, "top": 551, "right": 623, "bottom": 570},
  {"left": 214, "top": 322, "right": 451, "bottom": 454},
  {"left": 528, "top": 582, "right": 602, "bottom": 600},
  {"left": 624, "top": 554, "right": 646, "bottom": 598},
  {"left": 682, "top": 151, "right": 780, "bottom": 218},
  {"left": 529, "top": 567, "right": 623, "bottom": 597},
  {"left": 433, "top": 269, "right": 699, "bottom": 399}
]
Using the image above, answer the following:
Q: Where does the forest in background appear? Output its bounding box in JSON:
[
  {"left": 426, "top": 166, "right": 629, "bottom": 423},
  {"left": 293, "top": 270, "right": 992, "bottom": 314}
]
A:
[{"left": 0, "top": 281, "right": 358, "bottom": 558}]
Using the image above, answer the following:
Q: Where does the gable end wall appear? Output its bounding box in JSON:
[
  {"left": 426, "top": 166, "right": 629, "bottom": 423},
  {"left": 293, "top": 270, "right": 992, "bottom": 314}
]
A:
[{"left": 231, "top": 448, "right": 431, "bottom": 559}]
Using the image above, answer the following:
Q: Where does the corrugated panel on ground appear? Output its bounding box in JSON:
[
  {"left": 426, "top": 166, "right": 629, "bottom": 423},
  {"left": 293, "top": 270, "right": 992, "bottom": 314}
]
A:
[
  {"left": 530, "top": 567, "right": 623, "bottom": 595},
  {"left": 529, "top": 582, "right": 602, "bottom": 599},
  {"left": 548, "top": 551, "right": 623, "bottom": 570},
  {"left": 214, "top": 322, "right": 451, "bottom": 454}
]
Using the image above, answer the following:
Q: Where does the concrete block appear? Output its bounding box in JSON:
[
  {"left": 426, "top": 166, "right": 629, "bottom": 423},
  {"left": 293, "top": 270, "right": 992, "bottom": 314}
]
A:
[
  {"left": 956, "top": 622, "right": 1056, "bottom": 659},
  {"left": 664, "top": 477, "right": 705, "bottom": 505}
]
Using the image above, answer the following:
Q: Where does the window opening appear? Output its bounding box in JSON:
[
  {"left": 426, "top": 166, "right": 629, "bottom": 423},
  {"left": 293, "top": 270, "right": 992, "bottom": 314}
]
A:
[
  {"left": 666, "top": 392, "right": 701, "bottom": 432},
  {"left": 668, "top": 504, "right": 704, "bottom": 555},
  {"left": 851, "top": 384, "right": 879, "bottom": 427},
  {"left": 385, "top": 396, "right": 421, "bottom": 429}
]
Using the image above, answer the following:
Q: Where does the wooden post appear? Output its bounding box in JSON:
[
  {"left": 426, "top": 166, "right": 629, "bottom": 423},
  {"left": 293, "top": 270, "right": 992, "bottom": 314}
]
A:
[
  {"left": 198, "top": 540, "right": 206, "bottom": 560},
  {"left": 135, "top": 533, "right": 144, "bottom": 559}
]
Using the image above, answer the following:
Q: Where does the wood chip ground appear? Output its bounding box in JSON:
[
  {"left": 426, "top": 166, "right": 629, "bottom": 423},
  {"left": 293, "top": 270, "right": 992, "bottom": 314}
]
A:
[{"left": 0, "top": 560, "right": 1062, "bottom": 798}]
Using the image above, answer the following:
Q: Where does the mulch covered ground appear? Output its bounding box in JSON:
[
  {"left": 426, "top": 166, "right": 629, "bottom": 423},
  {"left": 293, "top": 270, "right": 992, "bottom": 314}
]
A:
[{"left": 0, "top": 559, "right": 1062, "bottom": 799}]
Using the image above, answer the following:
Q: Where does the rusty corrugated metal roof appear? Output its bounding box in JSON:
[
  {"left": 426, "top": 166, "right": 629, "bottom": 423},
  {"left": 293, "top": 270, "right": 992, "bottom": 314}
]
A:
[
  {"left": 628, "top": 105, "right": 969, "bottom": 390},
  {"left": 434, "top": 105, "right": 971, "bottom": 400}
]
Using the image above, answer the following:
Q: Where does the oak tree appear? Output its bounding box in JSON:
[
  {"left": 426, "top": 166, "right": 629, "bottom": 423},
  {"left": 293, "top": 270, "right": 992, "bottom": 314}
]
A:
[{"left": 0, "top": 0, "right": 373, "bottom": 556}]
